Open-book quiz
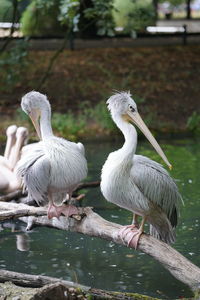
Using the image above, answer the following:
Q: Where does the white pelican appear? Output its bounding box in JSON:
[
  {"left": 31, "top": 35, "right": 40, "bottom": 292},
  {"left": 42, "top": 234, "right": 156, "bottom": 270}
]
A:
[
  {"left": 16, "top": 91, "right": 88, "bottom": 219},
  {"left": 0, "top": 126, "right": 28, "bottom": 194},
  {"left": 101, "top": 92, "right": 182, "bottom": 248}
]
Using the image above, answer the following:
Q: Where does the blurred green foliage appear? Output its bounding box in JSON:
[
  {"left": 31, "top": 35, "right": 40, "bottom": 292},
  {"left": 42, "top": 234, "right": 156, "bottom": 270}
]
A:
[
  {"left": 21, "top": 0, "right": 66, "bottom": 37},
  {"left": 113, "top": 0, "right": 156, "bottom": 35},
  {"left": 187, "top": 112, "right": 200, "bottom": 135},
  {"left": 0, "top": 0, "right": 13, "bottom": 22},
  {"left": 86, "top": 101, "right": 116, "bottom": 130},
  {"left": 51, "top": 102, "right": 118, "bottom": 140},
  {"left": 52, "top": 111, "right": 87, "bottom": 140},
  {"left": 126, "top": 1, "right": 156, "bottom": 35},
  {"left": 0, "top": 39, "right": 28, "bottom": 90},
  {"left": 20, "top": 0, "right": 115, "bottom": 37},
  {"left": 84, "top": 0, "right": 116, "bottom": 37}
]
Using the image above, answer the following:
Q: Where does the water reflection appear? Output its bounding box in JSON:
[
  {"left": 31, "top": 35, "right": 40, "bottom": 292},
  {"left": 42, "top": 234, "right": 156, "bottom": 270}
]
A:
[{"left": 0, "top": 138, "right": 199, "bottom": 298}]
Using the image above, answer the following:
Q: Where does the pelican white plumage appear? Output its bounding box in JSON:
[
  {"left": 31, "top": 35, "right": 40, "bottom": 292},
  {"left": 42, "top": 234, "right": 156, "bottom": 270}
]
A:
[
  {"left": 101, "top": 91, "right": 182, "bottom": 247},
  {"left": 0, "top": 126, "right": 28, "bottom": 193},
  {"left": 16, "top": 91, "right": 88, "bottom": 219}
]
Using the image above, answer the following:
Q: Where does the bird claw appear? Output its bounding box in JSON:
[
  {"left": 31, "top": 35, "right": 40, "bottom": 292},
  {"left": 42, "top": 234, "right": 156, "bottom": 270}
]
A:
[{"left": 119, "top": 224, "right": 143, "bottom": 250}]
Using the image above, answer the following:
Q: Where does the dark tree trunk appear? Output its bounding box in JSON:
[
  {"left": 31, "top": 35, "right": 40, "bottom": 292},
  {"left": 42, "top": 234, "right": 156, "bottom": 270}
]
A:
[
  {"left": 78, "top": 0, "right": 97, "bottom": 38},
  {"left": 186, "top": 0, "right": 191, "bottom": 19},
  {"left": 152, "top": 0, "right": 158, "bottom": 20}
]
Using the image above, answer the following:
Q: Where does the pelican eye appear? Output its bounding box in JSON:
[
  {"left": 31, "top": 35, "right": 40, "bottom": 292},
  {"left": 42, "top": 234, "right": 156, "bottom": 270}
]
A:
[{"left": 129, "top": 105, "right": 135, "bottom": 112}]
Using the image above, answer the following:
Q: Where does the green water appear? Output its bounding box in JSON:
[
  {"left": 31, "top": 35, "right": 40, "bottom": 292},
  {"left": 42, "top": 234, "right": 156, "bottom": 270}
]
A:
[{"left": 0, "top": 138, "right": 200, "bottom": 299}]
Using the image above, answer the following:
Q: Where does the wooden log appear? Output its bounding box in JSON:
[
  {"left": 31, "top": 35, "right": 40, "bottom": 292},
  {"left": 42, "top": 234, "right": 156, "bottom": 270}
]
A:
[
  {"left": 0, "top": 270, "right": 156, "bottom": 300},
  {"left": 0, "top": 269, "right": 88, "bottom": 290},
  {"left": 0, "top": 201, "right": 200, "bottom": 293}
]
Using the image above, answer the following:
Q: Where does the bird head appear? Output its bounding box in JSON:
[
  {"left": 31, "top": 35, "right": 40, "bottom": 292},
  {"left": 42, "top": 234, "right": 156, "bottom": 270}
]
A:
[
  {"left": 107, "top": 91, "right": 137, "bottom": 116},
  {"left": 21, "top": 91, "right": 51, "bottom": 140},
  {"left": 107, "top": 91, "right": 172, "bottom": 169},
  {"left": 16, "top": 127, "right": 29, "bottom": 145},
  {"left": 6, "top": 125, "right": 17, "bottom": 137}
]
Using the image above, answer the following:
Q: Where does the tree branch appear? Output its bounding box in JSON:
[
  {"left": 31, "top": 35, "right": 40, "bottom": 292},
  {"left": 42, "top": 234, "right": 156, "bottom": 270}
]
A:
[
  {"left": 0, "top": 190, "right": 25, "bottom": 202},
  {"left": 0, "top": 201, "right": 200, "bottom": 293},
  {"left": 74, "top": 180, "right": 100, "bottom": 192},
  {"left": 36, "top": 34, "right": 69, "bottom": 90},
  {"left": 0, "top": 270, "right": 155, "bottom": 300}
]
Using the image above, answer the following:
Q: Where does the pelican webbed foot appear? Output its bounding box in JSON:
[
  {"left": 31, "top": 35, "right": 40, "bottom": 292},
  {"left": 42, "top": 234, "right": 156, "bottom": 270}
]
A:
[
  {"left": 47, "top": 203, "right": 78, "bottom": 219},
  {"left": 119, "top": 216, "right": 146, "bottom": 249}
]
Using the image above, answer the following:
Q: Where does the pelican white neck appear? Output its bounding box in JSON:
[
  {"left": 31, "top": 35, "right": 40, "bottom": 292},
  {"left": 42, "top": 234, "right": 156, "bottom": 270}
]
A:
[
  {"left": 39, "top": 104, "right": 53, "bottom": 139},
  {"left": 112, "top": 113, "right": 138, "bottom": 157}
]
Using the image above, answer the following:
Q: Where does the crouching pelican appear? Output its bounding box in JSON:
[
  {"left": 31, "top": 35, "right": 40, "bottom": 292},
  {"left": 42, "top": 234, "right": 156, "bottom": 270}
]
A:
[
  {"left": 17, "top": 91, "right": 88, "bottom": 219},
  {"left": 101, "top": 92, "right": 182, "bottom": 248}
]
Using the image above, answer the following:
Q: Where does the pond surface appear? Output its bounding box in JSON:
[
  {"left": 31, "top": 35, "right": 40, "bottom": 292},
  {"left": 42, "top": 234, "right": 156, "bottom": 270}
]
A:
[{"left": 0, "top": 137, "right": 200, "bottom": 299}]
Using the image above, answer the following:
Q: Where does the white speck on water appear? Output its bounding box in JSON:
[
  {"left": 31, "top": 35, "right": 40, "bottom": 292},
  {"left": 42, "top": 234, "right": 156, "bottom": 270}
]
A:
[
  {"left": 188, "top": 179, "right": 192, "bottom": 183},
  {"left": 51, "top": 258, "right": 57, "bottom": 261},
  {"left": 189, "top": 252, "right": 195, "bottom": 256},
  {"left": 111, "top": 215, "right": 119, "bottom": 219},
  {"left": 30, "top": 264, "right": 37, "bottom": 270},
  {"left": 137, "top": 273, "right": 143, "bottom": 277},
  {"left": 110, "top": 264, "right": 117, "bottom": 267}
]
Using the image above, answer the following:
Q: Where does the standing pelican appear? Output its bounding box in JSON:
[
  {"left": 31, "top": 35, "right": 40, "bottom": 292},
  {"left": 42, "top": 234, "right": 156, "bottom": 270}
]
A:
[
  {"left": 101, "top": 92, "right": 182, "bottom": 248},
  {"left": 16, "top": 91, "right": 87, "bottom": 219}
]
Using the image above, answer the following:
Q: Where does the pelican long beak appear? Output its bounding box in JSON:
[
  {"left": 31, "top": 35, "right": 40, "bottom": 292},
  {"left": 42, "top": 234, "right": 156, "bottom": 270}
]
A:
[
  {"left": 29, "top": 110, "right": 42, "bottom": 140},
  {"left": 127, "top": 111, "right": 172, "bottom": 169}
]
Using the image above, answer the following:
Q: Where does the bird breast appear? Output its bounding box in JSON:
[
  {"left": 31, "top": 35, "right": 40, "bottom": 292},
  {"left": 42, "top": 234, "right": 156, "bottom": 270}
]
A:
[
  {"left": 44, "top": 137, "right": 87, "bottom": 191},
  {"left": 101, "top": 152, "right": 149, "bottom": 216}
]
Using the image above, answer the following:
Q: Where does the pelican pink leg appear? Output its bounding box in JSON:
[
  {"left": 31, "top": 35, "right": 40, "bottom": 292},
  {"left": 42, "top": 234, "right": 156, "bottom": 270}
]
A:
[{"left": 119, "top": 216, "right": 146, "bottom": 249}]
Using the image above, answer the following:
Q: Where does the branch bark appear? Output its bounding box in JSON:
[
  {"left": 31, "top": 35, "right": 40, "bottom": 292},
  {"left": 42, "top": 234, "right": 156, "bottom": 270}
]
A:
[{"left": 0, "top": 201, "right": 200, "bottom": 293}]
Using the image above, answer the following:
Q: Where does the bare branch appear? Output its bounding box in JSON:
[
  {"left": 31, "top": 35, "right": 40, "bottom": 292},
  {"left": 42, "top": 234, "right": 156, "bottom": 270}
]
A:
[
  {"left": 0, "top": 201, "right": 200, "bottom": 293},
  {"left": 0, "top": 202, "right": 47, "bottom": 221},
  {"left": 0, "top": 190, "right": 24, "bottom": 202},
  {"left": 75, "top": 180, "right": 100, "bottom": 192}
]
